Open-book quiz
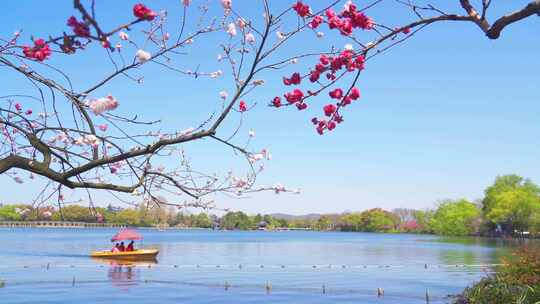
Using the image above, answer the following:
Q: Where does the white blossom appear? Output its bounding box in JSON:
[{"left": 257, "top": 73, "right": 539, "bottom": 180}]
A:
[
  {"left": 118, "top": 31, "right": 129, "bottom": 40},
  {"left": 210, "top": 70, "right": 223, "bottom": 78},
  {"left": 245, "top": 32, "right": 255, "bottom": 43},
  {"left": 221, "top": 0, "right": 232, "bottom": 10},
  {"left": 219, "top": 91, "right": 228, "bottom": 100},
  {"left": 226, "top": 23, "right": 237, "bottom": 36},
  {"left": 135, "top": 49, "right": 152, "bottom": 63}
]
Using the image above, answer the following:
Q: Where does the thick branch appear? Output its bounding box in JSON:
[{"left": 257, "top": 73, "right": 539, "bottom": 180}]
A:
[{"left": 486, "top": 0, "right": 540, "bottom": 39}]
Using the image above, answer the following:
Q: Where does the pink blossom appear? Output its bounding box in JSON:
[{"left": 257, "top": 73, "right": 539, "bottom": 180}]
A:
[
  {"left": 349, "top": 87, "right": 360, "bottom": 100},
  {"left": 98, "top": 124, "right": 108, "bottom": 132},
  {"left": 226, "top": 23, "right": 237, "bottom": 36},
  {"left": 274, "top": 183, "right": 285, "bottom": 194},
  {"left": 272, "top": 96, "right": 282, "bottom": 107},
  {"left": 221, "top": 0, "right": 232, "bottom": 10},
  {"left": 118, "top": 31, "right": 129, "bottom": 40},
  {"left": 245, "top": 32, "right": 255, "bottom": 43},
  {"left": 89, "top": 95, "right": 119, "bottom": 115},
  {"left": 237, "top": 18, "right": 246, "bottom": 29},
  {"left": 323, "top": 104, "right": 337, "bottom": 116},
  {"left": 232, "top": 177, "right": 247, "bottom": 188},
  {"left": 239, "top": 100, "right": 247, "bottom": 112},
  {"left": 329, "top": 88, "right": 343, "bottom": 99},
  {"left": 83, "top": 134, "right": 100, "bottom": 146}
]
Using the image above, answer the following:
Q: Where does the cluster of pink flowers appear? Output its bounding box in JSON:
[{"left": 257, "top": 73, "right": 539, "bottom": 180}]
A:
[
  {"left": 283, "top": 89, "right": 305, "bottom": 110},
  {"left": 22, "top": 39, "right": 51, "bottom": 61},
  {"left": 312, "top": 86, "right": 360, "bottom": 135},
  {"left": 13, "top": 103, "right": 33, "bottom": 115},
  {"left": 239, "top": 100, "right": 247, "bottom": 112},
  {"left": 294, "top": 1, "right": 373, "bottom": 36},
  {"left": 283, "top": 72, "right": 301, "bottom": 86},
  {"left": 133, "top": 3, "right": 156, "bottom": 21},
  {"left": 88, "top": 95, "right": 119, "bottom": 115},
  {"left": 67, "top": 16, "right": 90, "bottom": 37},
  {"left": 273, "top": 47, "right": 365, "bottom": 134},
  {"left": 400, "top": 220, "right": 420, "bottom": 231},
  {"left": 21, "top": 3, "right": 159, "bottom": 58},
  {"left": 109, "top": 162, "right": 123, "bottom": 174},
  {"left": 308, "top": 15, "right": 324, "bottom": 29},
  {"left": 292, "top": 1, "right": 310, "bottom": 17},
  {"left": 272, "top": 97, "right": 282, "bottom": 108}
]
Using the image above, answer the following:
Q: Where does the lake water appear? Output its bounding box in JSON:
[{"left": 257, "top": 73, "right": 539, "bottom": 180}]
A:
[{"left": 0, "top": 228, "right": 516, "bottom": 303}]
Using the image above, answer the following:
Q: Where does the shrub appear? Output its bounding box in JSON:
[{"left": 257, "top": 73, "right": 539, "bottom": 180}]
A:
[{"left": 454, "top": 245, "right": 540, "bottom": 304}]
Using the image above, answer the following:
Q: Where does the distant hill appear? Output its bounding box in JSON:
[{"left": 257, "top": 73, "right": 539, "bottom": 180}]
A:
[{"left": 269, "top": 213, "right": 323, "bottom": 221}]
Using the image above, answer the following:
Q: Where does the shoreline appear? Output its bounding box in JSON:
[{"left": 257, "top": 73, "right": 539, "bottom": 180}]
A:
[{"left": 0, "top": 221, "right": 535, "bottom": 241}]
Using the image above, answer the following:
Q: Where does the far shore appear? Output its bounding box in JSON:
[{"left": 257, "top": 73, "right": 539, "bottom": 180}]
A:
[{"left": 1, "top": 221, "right": 537, "bottom": 241}]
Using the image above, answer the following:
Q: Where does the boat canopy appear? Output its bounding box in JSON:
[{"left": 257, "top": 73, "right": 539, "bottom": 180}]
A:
[{"left": 111, "top": 228, "right": 143, "bottom": 242}]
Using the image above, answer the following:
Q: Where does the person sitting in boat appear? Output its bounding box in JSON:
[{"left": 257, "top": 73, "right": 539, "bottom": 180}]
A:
[
  {"left": 126, "top": 241, "right": 134, "bottom": 252},
  {"left": 119, "top": 242, "right": 125, "bottom": 252},
  {"left": 111, "top": 243, "right": 120, "bottom": 252}
]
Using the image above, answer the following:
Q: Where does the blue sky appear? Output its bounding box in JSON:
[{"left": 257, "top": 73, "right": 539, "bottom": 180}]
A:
[{"left": 1, "top": 1, "right": 539, "bottom": 214}]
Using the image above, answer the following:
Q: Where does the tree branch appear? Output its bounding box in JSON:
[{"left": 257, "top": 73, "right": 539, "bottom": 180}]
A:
[{"left": 486, "top": 0, "right": 540, "bottom": 39}]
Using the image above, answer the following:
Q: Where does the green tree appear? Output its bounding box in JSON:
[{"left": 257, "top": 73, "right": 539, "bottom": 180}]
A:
[
  {"left": 110, "top": 209, "right": 141, "bottom": 226},
  {"left": 276, "top": 218, "right": 289, "bottom": 228},
  {"left": 483, "top": 175, "right": 539, "bottom": 213},
  {"left": 316, "top": 215, "right": 332, "bottom": 231},
  {"left": 486, "top": 188, "right": 540, "bottom": 234},
  {"left": 483, "top": 175, "right": 540, "bottom": 234},
  {"left": 413, "top": 210, "right": 433, "bottom": 233},
  {"left": 253, "top": 214, "right": 263, "bottom": 224},
  {"left": 430, "top": 199, "right": 480, "bottom": 236},
  {"left": 193, "top": 213, "right": 213, "bottom": 228},
  {"left": 221, "top": 211, "right": 253, "bottom": 230},
  {"left": 359, "top": 208, "right": 399, "bottom": 232},
  {"left": 52, "top": 205, "right": 96, "bottom": 222},
  {"left": 339, "top": 213, "right": 363, "bottom": 231},
  {"left": 0, "top": 205, "right": 22, "bottom": 221}
]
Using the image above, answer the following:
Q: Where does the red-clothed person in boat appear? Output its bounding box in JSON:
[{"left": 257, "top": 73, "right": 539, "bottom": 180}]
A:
[{"left": 126, "top": 241, "right": 134, "bottom": 252}]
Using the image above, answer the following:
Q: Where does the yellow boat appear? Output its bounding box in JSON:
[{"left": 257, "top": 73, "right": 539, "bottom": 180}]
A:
[
  {"left": 91, "top": 256, "right": 158, "bottom": 266},
  {"left": 90, "top": 249, "right": 159, "bottom": 261},
  {"left": 90, "top": 228, "right": 159, "bottom": 261}
]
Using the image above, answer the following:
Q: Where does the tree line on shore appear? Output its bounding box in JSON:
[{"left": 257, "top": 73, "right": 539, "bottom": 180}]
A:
[{"left": 1, "top": 174, "right": 539, "bottom": 237}]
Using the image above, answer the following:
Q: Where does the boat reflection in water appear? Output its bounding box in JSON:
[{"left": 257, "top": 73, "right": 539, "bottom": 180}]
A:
[{"left": 91, "top": 257, "right": 157, "bottom": 291}]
